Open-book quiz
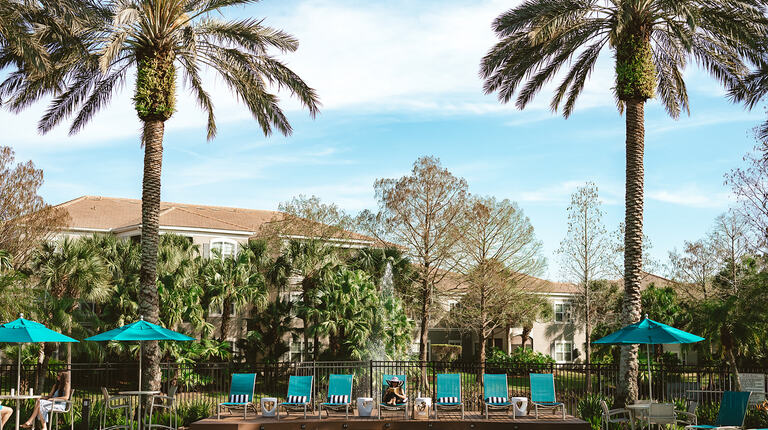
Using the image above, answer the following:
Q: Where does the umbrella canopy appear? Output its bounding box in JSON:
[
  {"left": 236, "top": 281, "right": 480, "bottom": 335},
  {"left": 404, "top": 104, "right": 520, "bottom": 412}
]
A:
[
  {"left": 593, "top": 314, "right": 704, "bottom": 400},
  {"left": 0, "top": 316, "right": 80, "bottom": 343},
  {"left": 0, "top": 314, "right": 78, "bottom": 394},
  {"left": 594, "top": 316, "right": 704, "bottom": 345},
  {"left": 85, "top": 318, "right": 195, "bottom": 342},
  {"left": 85, "top": 316, "right": 194, "bottom": 390}
]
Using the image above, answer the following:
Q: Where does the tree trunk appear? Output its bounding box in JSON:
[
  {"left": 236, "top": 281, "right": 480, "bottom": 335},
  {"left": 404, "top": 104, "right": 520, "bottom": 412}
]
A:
[
  {"left": 220, "top": 297, "right": 233, "bottom": 343},
  {"left": 479, "top": 330, "right": 488, "bottom": 379},
  {"left": 419, "top": 275, "right": 431, "bottom": 392},
  {"left": 139, "top": 119, "right": 164, "bottom": 392},
  {"left": 521, "top": 325, "right": 532, "bottom": 349},
  {"left": 722, "top": 327, "right": 741, "bottom": 391},
  {"left": 618, "top": 99, "right": 645, "bottom": 407},
  {"left": 585, "top": 285, "right": 592, "bottom": 390}
]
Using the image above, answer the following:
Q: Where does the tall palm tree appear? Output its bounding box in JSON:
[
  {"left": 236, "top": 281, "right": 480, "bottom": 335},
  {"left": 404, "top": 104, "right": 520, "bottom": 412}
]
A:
[
  {"left": 480, "top": 0, "right": 766, "bottom": 405},
  {"left": 3, "top": 0, "right": 318, "bottom": 391}
]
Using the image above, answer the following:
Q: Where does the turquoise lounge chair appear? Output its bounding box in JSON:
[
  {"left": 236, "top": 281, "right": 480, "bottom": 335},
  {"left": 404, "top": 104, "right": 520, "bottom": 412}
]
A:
[
  {"left": 379, "top": 374, "right": 408, "bottom": 419},
  {"left": 319, "top": 374, "right": 354, "bottom": 419},
  {"left": 483, "top": 374, "right": 514, "bottom": 419},
  {"left": 278, "top": 375, "right": 313, "bottom": 420},
  {"left": 217, "top": 373, "right": 257, "bottom": 419},
  {"left": 530, "top": 373, "right": 565, "bottom": 419},
  {"left": 434, "top": 374, "right": 464, "bottom": 419},
  {"left": 685, "top": 391, "right": 751, "bottom": 430}
]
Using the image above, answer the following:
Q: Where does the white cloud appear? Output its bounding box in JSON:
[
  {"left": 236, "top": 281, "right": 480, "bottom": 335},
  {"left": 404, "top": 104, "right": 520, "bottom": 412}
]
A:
[{"left": 647, "top": 187, "right": 733, "bottom": 208}]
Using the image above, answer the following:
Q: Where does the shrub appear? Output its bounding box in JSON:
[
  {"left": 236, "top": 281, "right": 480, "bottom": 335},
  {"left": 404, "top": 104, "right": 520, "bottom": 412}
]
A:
[
  {"left": 487, "top": 347, "right": 555, "bottom": 366},
  {"left": 745, "top": 402, "right": 768, "bottom": 429},
  {"left": 696, "top": 402, "right": 720, "bottom": 425},
  {"left": 431, "top": 344, "right": 461, "bottom": 362},
  {"left": 577, "top": 393, "right": 609, "bottom": 430}
]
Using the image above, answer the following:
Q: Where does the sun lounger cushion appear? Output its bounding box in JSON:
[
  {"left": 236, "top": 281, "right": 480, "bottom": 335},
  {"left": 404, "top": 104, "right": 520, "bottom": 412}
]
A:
[
  {"left": 438, "top": 397, "right": 459, "bottom": 404},
  {"left": 286, "top": 395, "right": 307, "bottom": 403},
  {"left": 229, "top": 394, "right": 249, "bottom": 403},
  {"left": 486, "top": 397, "right": 508, "bottom": 403},
  {"left": 328, "top": 395, "right": 349, "bottom": 404}
]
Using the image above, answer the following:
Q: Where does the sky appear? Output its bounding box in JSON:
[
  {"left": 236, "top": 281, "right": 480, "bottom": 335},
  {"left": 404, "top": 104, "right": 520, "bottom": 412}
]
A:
[{"left": 1, "top": 0, "right": 764, "bottom": 280}]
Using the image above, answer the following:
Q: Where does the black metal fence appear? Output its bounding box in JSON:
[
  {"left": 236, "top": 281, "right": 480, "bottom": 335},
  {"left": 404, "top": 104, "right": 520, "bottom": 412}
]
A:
[{"left": 1, "top": 361, "right": 764, "bottom": 415}]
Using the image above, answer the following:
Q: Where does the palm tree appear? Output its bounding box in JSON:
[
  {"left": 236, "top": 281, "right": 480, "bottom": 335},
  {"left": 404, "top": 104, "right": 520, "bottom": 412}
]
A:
[
  {"left": 202, "top": 246, "right": 268, "bottom": 344},
  {"left": 480, "top": 0, "right": 765, "bottom": 405},
  {"left": 3, "top": 0, "right": 318, "bottom": 391},
  {"left": 31, "top": 238, "right": 111, "bottom": 368},
  {"left": 281, "top": 239, "right": 338, "bottom": 360},
  {"left": 156, "top": 235, "right": 207, "bottom": 333}
]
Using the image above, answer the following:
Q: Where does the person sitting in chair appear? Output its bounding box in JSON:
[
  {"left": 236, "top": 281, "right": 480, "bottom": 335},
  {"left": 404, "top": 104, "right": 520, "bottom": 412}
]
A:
[
  {"left": 383, "top": 376, "right": 406, "bottom": 405},
  {"left": 0, "top": 403, "right": 13, "bottom": 430},
  {"left": 21, "top": 371, "right": 70, "bottom": 430}
]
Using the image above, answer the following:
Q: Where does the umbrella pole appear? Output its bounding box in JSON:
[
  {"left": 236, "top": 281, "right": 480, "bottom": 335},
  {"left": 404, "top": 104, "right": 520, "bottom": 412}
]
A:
[
  {"left": 647, "top": 343, "right": 652, "bottom": 400},
  {"left": 139, "top": 341, "right": 143, "bottom": 391},
  {"left": 17, "top": 343, "right": 21, "bottom": 394}
]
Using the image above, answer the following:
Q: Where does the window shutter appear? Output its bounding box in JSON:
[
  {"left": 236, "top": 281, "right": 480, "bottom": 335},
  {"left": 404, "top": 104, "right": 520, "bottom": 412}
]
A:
[{"left": 202, "top": 243, "right": 210, "bottom": 259}]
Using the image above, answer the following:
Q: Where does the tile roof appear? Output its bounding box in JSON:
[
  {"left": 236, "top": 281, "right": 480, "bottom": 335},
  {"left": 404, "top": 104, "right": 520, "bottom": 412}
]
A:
[{"left": 55, "top": 196, "right": 377, "bottom": 243}]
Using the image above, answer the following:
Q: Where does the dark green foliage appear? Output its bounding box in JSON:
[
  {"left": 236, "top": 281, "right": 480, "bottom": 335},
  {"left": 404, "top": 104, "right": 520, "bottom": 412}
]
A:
[
  {"left": 430, "top": 344, "right": 462, "bottom": 362},
  {"left": 696, "top": 402, "right": 720, "bottom": 425},
  {"left": 134, "top": 56, "right": 176, "bottom": 121},
  {"left": 615, "top": 34, "right": 656, "bottom": 101},
  {"left": 238, "top": 297, "right": 294, "bottom": 363},
  {"left": 487, "top": 347, "right": 555, "bottom": 366},
  {"left": 577, "top": 393, "right": 610, "bottom": 430}
]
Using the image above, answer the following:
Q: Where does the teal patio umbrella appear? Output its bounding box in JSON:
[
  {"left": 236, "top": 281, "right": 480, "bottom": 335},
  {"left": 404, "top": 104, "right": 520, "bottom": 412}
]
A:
[
  {"left": 0, "top": 314, "right": 79, "bottom": 394},
  {"left": 85, "top": 316, "right": 194, "bottom": 390},
  {"left": 593, "top": 314, "right": 704, "bottom": 399}
]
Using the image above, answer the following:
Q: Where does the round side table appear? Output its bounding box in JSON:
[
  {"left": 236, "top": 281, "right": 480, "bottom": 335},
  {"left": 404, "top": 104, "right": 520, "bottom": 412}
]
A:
[
  {"left": 357, "top": 397, "right": 374, "bottom": 417},
  {"left": 413, "top": 397, "right": 431, "bottom": 420},
  {"left": 261, "top": 397, "right": 278, "bottom": 417},
  {"left": 511, "top": 396, "right": 528, "bottom": 417}
]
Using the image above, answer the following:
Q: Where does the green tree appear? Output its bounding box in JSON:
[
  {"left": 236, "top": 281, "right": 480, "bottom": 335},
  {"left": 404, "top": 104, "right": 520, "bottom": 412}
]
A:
[
  {"left": 307, "top": 268, "right": 412, "bottom": 360},
  {"left": 156, "top": 235, "right": 206, "bottom": 334},
  {"left": 480, "top": 0, "right": 765, "bottom": 405},
  {"left": 687, "top": 257, "right": 768, "bottom": 388},
  {"left": 280, "top": 239, "right": 338, "bottom": 360},
  {"left": 239, "top": 297, "right": 295, "bottom": 362},
  {"left": 31, "top": 238, "right": 111, "bottom": 367},
  {"left": 6, "top": 0, "right": 319, "bottom": 391},
  {"left": 202, "top": 244, "right": 268, "bottom": 344}
]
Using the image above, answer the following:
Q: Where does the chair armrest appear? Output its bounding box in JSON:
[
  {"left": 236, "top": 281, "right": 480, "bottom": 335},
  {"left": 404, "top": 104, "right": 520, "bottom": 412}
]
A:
[
  {"left": 676, "top": 411, "right": 697, "bottom": 424},
  {"left": 52, "top": 399, "right": 73, "bottom": 412},
  {"left": 608, "top": 408, "right": 631, "bottom": 419}
]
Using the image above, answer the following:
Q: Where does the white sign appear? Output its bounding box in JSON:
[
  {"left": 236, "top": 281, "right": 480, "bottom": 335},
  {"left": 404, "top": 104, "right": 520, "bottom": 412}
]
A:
[{"left": 739, "top": 373, "right": 765, "bottom": 404}]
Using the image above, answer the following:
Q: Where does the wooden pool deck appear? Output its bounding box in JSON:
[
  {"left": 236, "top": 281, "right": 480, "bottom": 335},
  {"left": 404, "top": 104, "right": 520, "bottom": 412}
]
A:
[{"left": 190, "top": 411, "right": 590, "bottom": 430}]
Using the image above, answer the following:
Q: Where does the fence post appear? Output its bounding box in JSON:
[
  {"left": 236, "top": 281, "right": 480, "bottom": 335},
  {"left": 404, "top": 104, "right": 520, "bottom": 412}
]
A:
[{"left": 369, "top": 360, "right": 373, "bottom": 399}]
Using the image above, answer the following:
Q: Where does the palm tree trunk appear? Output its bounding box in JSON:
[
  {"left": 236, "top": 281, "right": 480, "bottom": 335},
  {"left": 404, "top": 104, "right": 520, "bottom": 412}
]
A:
[
  {"left": 220, "top": 298, "right": 233, "bottom": 343},
  {"left": 618, "top": 99, "right": 645, "bottom": 407},
  {"left": 139, "top": 119, "right": 164, "bottom": 392}
]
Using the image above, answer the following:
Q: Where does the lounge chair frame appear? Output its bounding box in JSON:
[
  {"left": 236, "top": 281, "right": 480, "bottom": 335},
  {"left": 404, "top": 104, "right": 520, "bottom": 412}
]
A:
[
  {"left": 319, "top": 374, "right": 354, "bottom": 420},
  {"left": 530, "top": 373, "right": 565, "bottom": 419},
  {"left": 434, "top": 374, "right": 464, "bottom": 419},
  {"left": 483, "top": 374, "right": 514, "bottom": 420},
  {"left": 278, "top": 375, "right": 314, "bottom": 420},
  {"left": 217, "top": 373, "right": 258, "bottom": 420},
  {"left": 378, "top": 374, "right": 409, "bottom": 420}
]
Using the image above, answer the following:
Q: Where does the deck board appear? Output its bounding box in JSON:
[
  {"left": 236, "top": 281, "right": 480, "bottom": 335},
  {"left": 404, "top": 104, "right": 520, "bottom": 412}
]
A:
[{"left": 190, "top": 411, "right": 589, "bottom": 430}]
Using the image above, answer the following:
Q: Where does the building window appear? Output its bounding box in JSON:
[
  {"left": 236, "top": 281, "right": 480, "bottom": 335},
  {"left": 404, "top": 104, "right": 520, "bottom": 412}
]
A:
[
  {"left": 554, "top": 341, "right": 574, "bottom": 363},
  {"left": 209, "top": 303, "right": 236, "bottom": 317},
  {"left": 554, "top": 302, "right": 573, "bottom": 323},
  {"left": 210, "top": 239, "right": 237, "bottom": 259},
  {"left": 287, "top": 338, "right": 312, "bottom": 361}
]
